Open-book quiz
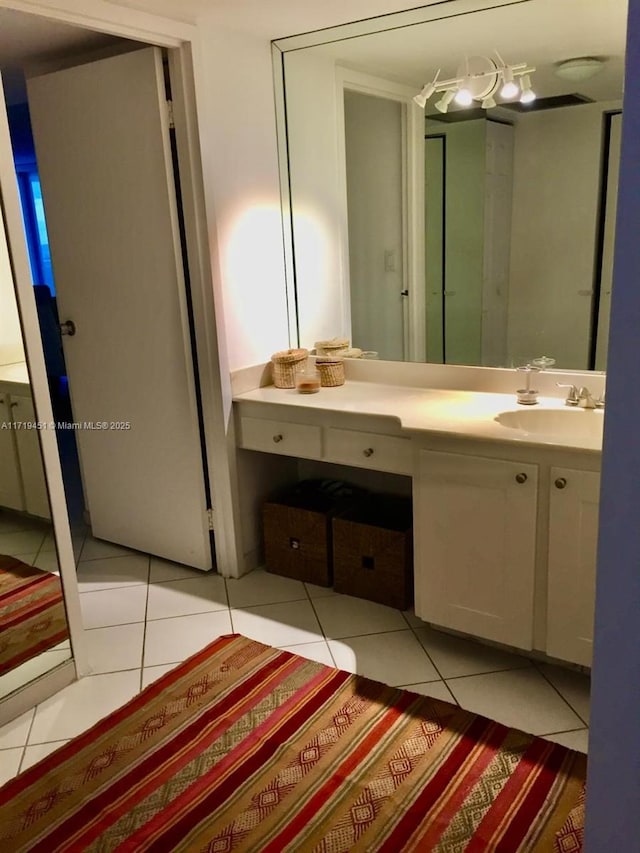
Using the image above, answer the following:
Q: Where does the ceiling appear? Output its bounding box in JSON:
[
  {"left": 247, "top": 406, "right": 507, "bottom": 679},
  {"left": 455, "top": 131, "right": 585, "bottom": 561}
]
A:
[
  {"left": 0, "top": 8, "right": 133, "bottom": 104},
  {"left": 300, "top": 0, "right": 628, "bottom": 105}
]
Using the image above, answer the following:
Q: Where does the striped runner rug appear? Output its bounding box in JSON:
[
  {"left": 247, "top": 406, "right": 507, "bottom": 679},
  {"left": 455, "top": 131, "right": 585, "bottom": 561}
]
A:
[
  {"left": 0, "top": 634, "right": 586, "bottom": 852},
  {"left": 0, "top": 555, "right": 69, "bottom": 677}
]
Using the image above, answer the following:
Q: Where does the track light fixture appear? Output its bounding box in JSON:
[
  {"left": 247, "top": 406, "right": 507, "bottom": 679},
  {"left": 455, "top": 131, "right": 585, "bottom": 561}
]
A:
[{"left": 413, "top": 51, "right": 536, "bottom": 112}]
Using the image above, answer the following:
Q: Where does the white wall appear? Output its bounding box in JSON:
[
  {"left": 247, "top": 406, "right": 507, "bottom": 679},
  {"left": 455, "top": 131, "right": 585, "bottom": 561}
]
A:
[
  {"left": 0, "top": 212, "right": 25, "bottom": 365},
  {"left": 284, "top": 49, "right": 346, "bottom": 349},
  {"left": 507, "top": 102, "right": 620, "bottom": 368}
]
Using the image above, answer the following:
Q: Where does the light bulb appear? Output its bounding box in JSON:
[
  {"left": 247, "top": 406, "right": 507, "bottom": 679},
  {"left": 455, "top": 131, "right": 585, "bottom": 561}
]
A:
[
  {"left": 454, "top": 86, "right": 473, "bottom": 106},
  {"left": 520, "top": 74, "right": 536, "bottom": 104},
  {"left": 500, "top": 67, "right": 518, "bottom": 99}
]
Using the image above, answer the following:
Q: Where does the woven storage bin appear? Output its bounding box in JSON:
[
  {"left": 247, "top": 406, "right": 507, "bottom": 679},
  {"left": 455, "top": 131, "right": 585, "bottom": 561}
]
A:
[
  {"left": 332, "top": 494, "right": 413, "bottom": 609},
  {"left": 315, "top": 338, "right": 349, "bottom": 358},
  {"left": 263, "top": 481, "right": 361, "bottom": 586},
  {"left": 316, "top": 359, "right": 345, "bottom": 387},
  {"left": 270, "top": 348, "right": 308, "bottom": 388}
]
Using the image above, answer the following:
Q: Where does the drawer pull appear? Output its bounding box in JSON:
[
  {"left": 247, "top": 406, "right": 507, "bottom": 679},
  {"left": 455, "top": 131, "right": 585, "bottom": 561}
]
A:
[
  {"left": 555, "top": 477, "right": 567, "bottom": 490},
  {"left": 515, "top": 472, "right": 527, "bottom": 484},
  {"left": 272, "top": 434, "right": 284, "bottom": 443},
  {"left": 363, "top": 447, "right": 375, "bottom": 458}
]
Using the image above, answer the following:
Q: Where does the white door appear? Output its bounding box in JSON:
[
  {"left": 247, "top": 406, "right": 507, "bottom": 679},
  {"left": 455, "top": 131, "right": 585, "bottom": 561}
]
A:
[
  {"left": 414, "top": 449, "right": 537, "bottom": 650},
  {"left": 547, "top": 468, "right": 599, "bottom": 666},
  {"left": 26, "top": 48, "right": 212, "bottom": 569}
]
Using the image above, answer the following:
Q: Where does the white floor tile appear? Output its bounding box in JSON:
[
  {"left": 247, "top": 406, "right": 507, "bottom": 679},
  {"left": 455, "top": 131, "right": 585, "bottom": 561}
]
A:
[
  {"left": 0, "top": 530, "right": 47, "bottom": 556},
  {"left": 0, "top": 512, "right": 39, "bottom": 534},
  {"left": 401, "top": 681, "right": 457, "bottom": 704},
  {"left": 328, "top": 631, "right": 441, "bottom": 686},
  {"left": 304, "top": 582, "right": 336, "bottom": 599},
  {"left": 542, "top": 729, "right": 589, "bottom": 754},
  {"left": 39, "top": 532, "right": 58, "bottom": 553},
  {"left": 0, "top": 709, "right": 34, "bottom": 750},
  {"left": 143, "top": 611, "right": 232, "bottom": 667},
  {"left": 0, "top": 650, "right": 71, "bottom": 701},
  {"left": 31, "top": 550, "right": 62, "bottom": 573},
  {"left": 281, "top": 642, "right": 335, "bottom": 667},
  {"left": 537, "top": 664, "right": 591, "bottom": 724},
  {"left": 146, "top": 575, "right": 228, "bottom": 620},
  {"left": 231, "top": 601, "right": 323, "bottom": 648},
  {"left": 414, "top": 627, "right": 531, "bottom": 680},
  {"left": 313, "top": 594, "right": 408, "bottom": 639},
  {"left": 76, "top": 554, "right": 150, "bottom": 592},
  {"left": 402, "top": 609, "right": 426, "bottom": 628},
  {"left": 85, "top": 623, "right": 145, "bottom": 674},
  {"left": 79, "top": 584, "right": 148, "bottom": 629},
  {"left": 446, "top": 668, "right": 585, "bottom": 736},
  {"left": 227, "top": 569, "right": 307, "bottom": 608},
  {"left": 0, "top": 748, "right": 23, "bottom": 785},
  {"left": 149, "top": 557, "right": 203, "bottom": 584},
  {"left": 29, "top": 670, "right": 140, "bottom": 744},
  {"left": 80, "top": 537, "right": 138, "bottom": 561},
  {"left": 21, "top": 740, "right": 69, "bottom": 771},
  {"left": 141, "top": 663, "right": 178, "bottom": 689}
]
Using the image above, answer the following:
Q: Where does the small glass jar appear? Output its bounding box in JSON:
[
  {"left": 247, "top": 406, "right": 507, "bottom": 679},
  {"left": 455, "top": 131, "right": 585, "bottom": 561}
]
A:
[{"left": 295, "top": 363, "right": 321, "bottom": 394}]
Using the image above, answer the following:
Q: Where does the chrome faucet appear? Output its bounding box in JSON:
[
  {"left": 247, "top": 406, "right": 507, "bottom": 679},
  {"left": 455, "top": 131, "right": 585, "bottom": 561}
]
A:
[{"left": 557, "top": 384, "right": 602, "bottom": 408}]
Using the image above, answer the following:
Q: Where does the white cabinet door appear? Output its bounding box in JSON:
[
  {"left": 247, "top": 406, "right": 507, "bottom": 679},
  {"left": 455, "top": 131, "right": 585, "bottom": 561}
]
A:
[
  {"left": 12, "top": 395, "right": 50, "bottom": 519},
  {"left": 415, "top": 450, "right": 537, "bottom": 650},
  {"left": 0, "top": 393, "right": 24, "bottom": 511},
  {"left": 547, "top": 467, "right": 599, "bottom": 667}
]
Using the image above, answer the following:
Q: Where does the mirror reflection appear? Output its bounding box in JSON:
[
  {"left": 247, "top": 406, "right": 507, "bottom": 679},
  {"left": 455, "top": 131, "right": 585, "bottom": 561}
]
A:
[
  {"left": 280, "top": 0, "right": 627, "bottom": 369},
  {"left": 0, "top": 202, "right": 70, "bottom": 701}
]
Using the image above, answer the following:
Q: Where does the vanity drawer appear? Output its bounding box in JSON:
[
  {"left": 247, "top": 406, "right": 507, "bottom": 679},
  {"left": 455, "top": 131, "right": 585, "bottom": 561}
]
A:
[
  {"left": 325, "top": 428, "right": 412, "bottom": 475},
  {"left": 239, "top": 416, "right": 322, "bottom": 459}
]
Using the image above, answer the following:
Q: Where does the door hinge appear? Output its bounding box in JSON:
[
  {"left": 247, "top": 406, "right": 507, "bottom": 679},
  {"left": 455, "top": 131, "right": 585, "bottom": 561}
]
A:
[
  {"left": 207, "top": 508, "right": 215, "bottom": 530},
  {"left": 166, "top": 99, "right": 175, "bottom": 129}
]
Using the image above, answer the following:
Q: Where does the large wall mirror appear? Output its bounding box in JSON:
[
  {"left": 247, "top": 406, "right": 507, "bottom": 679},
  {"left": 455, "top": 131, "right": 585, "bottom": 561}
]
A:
[
  {"left": 274, "top": 0, "right": 627, "bottom": 370},
  {"left": 0, "top": 201, "right": 72, "bottom": 704}
]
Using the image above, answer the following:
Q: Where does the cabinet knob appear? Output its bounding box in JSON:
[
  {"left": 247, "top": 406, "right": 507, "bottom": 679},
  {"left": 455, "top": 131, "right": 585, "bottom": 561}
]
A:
[
  {"left": 555, "top": 477, "right": 567, "bottom": 490},
  {"left": 272, "top": 434, "right": 283, "bottom": 443},
  {"left": 363, "top": 447, "right": 375, "bottom": 457},
  {"left": 515, "top": 472, "right": 527, "bottom": 484},
  {"left": 10, "top": 401, "right": 18, "bottom": 408}
]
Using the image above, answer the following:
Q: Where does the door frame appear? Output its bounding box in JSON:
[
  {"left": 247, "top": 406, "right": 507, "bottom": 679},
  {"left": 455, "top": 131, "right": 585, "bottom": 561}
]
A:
[{"left": 0, "top": 0, "right": 243, "bottom": 578}]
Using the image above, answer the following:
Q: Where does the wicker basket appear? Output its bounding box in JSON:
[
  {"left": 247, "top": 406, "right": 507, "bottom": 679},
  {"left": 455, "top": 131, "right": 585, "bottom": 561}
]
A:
[
  {"left": 316, "top": 358, "right": 345, "bottom": 387},
  {"left": 270, "top": 348, "right": 309, "bottom": 388},
  {"left": 315, "top": 338, "right": 349, "bottom": 358}
]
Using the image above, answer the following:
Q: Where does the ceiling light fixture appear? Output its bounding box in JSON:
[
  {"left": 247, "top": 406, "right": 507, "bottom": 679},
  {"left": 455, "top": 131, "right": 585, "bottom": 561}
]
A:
[
  {"left": 413, "top": 51, "right": 536, "bottom": 112},
  {"left": 413, "top": 71, "right": 440, "bottom": 108},
  {"left": 435, "top": 89, "right": 456, "bottom": 114},
  {"left": 519, "top": 74, "right": 536, "bottom": 104},
  {"left": 555, "top": 57, "right": 605, "bottom": 82}
]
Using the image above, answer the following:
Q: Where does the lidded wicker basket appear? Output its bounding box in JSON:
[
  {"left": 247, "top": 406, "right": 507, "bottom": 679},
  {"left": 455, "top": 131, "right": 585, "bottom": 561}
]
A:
[
  {"left": 316, "top": 358, "right": 345, "bottom": 387},
  {"left": 315, "top": 337, "right": 349, "bottom": 358},
  {"left": 271, "top": 348, "right": 309, "bottom": 388}
]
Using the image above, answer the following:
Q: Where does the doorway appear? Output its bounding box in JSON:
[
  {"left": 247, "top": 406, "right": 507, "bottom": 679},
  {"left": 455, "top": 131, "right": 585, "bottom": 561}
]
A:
[{"left": 0, "top": 9, "right": 219, "bottom": 571}]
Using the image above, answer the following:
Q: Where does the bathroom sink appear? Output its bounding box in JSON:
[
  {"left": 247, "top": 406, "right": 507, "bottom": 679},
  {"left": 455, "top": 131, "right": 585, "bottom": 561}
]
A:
[{"left": 495, "top": 408, "right": 604, "bottom": 445}]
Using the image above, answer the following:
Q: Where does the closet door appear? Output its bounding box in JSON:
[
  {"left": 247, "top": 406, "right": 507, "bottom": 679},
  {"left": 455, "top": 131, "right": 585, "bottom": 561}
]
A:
[{"left": 27, "top": 48, "right": 212, "bottom": 569}]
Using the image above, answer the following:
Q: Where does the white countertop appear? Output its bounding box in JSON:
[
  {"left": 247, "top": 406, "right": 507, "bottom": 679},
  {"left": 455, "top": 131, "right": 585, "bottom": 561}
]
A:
[
  {"left": 234, "top": 381, "right": 604, "bottom": 453},
  {"left": 0, "top": 362, "right": 31, "bottom": 393}
]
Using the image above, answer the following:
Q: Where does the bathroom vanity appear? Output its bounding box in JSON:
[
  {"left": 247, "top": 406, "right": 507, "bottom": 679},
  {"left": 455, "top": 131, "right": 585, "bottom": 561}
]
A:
[{"left": 234, "top": 364, "right": 603, "bottom": 669}]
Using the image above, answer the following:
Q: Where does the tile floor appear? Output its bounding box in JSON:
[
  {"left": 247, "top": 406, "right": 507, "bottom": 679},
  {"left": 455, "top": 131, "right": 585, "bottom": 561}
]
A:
[{"left": 0, "top": 525, "right": 591, "bottom": 785}]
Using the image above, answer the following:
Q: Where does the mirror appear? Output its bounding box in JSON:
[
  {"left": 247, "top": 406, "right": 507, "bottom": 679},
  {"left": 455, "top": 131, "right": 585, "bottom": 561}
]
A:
[
  {"left": 0, "top": 202, "right": 71, "bottom": 701},
  {"left": 276, "top": 0, "right": 627, "bottom": 370}
]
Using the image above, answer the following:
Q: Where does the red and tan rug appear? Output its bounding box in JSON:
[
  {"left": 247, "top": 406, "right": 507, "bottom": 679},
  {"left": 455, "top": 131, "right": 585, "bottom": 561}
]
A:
[
  {"left": 0, "top": 634, "right": 586, "bottom": 852},
  {"left": 0, "top": 555, "right": 69, "bottom": 677}
]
